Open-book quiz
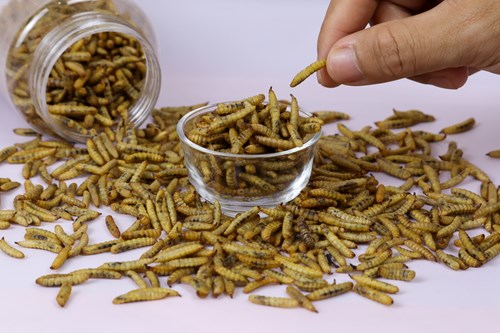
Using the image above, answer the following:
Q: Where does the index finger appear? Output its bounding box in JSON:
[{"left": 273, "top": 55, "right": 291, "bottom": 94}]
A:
[{"left": 317, "top": 0, "right": 379, "bottom": 87}]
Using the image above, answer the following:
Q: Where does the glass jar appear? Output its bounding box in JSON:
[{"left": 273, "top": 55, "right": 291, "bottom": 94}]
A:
[{"left": 0, "top": 0, "right": 161, "bottom": 142}]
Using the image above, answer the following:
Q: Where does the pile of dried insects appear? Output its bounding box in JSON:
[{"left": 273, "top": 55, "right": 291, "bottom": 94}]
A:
[
  {"left": 182, "top": 88, "right": 324, "bottom": 200},
  {"left": 186, "top": 90, "right": 323, "bottom": 153},
  {"left": 5, "top": 0, "right": 148, "bottom": 138},
  {"left": 45, "top": 31, "right": 147, "bottom": 137},
  {"left": 0, "top": 91, "right": 498, "bottom": 309}
]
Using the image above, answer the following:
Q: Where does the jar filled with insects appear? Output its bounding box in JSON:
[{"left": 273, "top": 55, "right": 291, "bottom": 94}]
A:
[{"left": 0, "top": 0, "right": 161, "bottom": 142}]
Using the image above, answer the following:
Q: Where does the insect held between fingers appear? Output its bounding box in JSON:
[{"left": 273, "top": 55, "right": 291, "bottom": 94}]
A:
[{"left": 290, "top": 59, "right": 327, "bottom": 88}]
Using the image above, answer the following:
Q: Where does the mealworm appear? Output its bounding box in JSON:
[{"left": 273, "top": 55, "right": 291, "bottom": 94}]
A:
[
  {"left": 113, "top": 288, "right": 181, "bottom": 304},
  {"left": 290, "top": 59, "right": 327, "bottom": 87},
  {"left": 0, "top": 237, "right": 25, "bottom": 259},
  {"left": 440, "top": 118, "right": 475, "bottom": 134}
]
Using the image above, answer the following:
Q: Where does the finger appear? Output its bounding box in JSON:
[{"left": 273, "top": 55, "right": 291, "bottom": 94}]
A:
[
  {"left": 318, "top": 0, "right": 379, "bottom": 59},
  {"left": 468, "top": 68, "right": 480, "bottom": 76},
  {"left": 371, "top": 1, "right": 413, "bottom": 25},
  {"left": 387, "top": 0, "right": 430, "bottom": 12},
  {"left": 324, "top": 2, "right": 479, "bottom": 86},
  {"left": 317, "top": 0, "right": 378, "bottom": 87},
  {"left": 409, "top": 67, "right": 470, "bottom": 89}
]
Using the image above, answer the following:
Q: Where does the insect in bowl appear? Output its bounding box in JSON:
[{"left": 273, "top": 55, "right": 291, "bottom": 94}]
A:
[{"left": 177, "top": 102, "right": 321, "bottom": 216}]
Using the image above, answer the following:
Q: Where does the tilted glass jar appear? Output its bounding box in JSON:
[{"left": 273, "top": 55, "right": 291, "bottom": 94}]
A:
[{"left": 0, "top": 0, "right": 161, "bottom": 142}]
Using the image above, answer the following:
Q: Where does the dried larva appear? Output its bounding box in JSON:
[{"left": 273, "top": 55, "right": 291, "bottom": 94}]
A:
[
  {"left": 248, "top": 295, "right": 299, "bottom": 308},
  {"left": 349, "top": 275, "right": 399, "bottom": 294},
  {"left": 36, "top": 272, "right": 91, "bottom": 287},
  {"left": 353, "top": 284, "right": 394, "bottom": 306},
  {"left": 286, "top": 285, "right": 318, "bottom": 313},
  {"left": 0, "top": 237, "right": 25, "bottom": 259},
  {"left": 486, "top": 150, "right": 500, "bottom": 158},
  {"left": 274, "top": 255, "right": 323, "bottom": 279},
  {"left": 105, "top": 215, "right": 121, "bottom": 238},
  {"left": 50, "top": 245, "right": 72, "bottom": 270},
  {"left": 56, "top": 283, "right": 72, "bottom": 307},
  {"left": 290, "top": 59, "right": 327, "bottom": 87},
  {"left": 440, "top": 118, "right": 475, "bottom": 135},
  {"left": 113, "top": 288, "right": 181, "bottom": 304},
  {"left": 306, "top": 282, "right": 353, "bottom": 301}
]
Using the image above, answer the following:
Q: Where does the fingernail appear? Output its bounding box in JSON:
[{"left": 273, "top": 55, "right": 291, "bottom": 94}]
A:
[{"left": 328, "top": 47, "right": 364, "bottom": 83}]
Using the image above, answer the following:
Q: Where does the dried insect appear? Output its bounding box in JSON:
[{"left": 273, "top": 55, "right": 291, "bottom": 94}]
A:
[
  {"left": 104, "top": 215, "right": 121, "bottom": 238},
  {"left": 486, "top": 150, "right": 500, "bottom": 158},
  {"left": 16, "top": 240, "right": 62, "bottom": 253},
  {"left": 215, "top": 94, "right": 264, "bottom": 115},
  {"left": 155, "top": 243, "right": 204, "bottom": 263},
  {"left": 274, "top": 255, "right": 323, "bottom": 279},
  {"left": 290, "top": 59, "right": 327, "bottom": 87},
  {"left": 50, "top": 246, "right": 71, "bottom": 270},
  {"left": 0, "top": 146, "right": 18, "bottom": 162},
  {"left": 285, "top": 285, "right": 318, "bottom": 313},
  {"left": 113, "top": 288, "right": 181, "bottom": 304},
  {"left": 322, "top": 225, "right": 355, "bottom": 259},
  {"left": 123, "top": 270, "right": 148, "bottom": 289},
  {"left": 435, "top": 250, "right": 462, "bottom": 270},
  {"left": 223, "top": 207, "right": 260, "bottom": 236},
  {"left": 350, "top": 275, "right": 399, "bottom": 294},
  {"left": 242, "top": 277, "right": 278, "bottom": 294},
  {"left": 356, "top": 250, "right": 392, "bottom": 271},
  {"left": 99, "top": 258, "right": 154, "bottom": 272},
  {"left": 56, "top": 283, "right": 72, "bottom": 307},
  {"left": 110, "top": 237, "right": 157, "bottom": 254},
  {"left": 312, "top": 111, "right": 350, "bottom": 124},
  {"left": 440, "top": 118, "right": 475, "bottom": 135},
  {"left": 248, "top": 295, "right": 299, "bottom": 308},
  {"left": 458, "top": 230, "right": 486, "bottom": 262},
  {"left": 0, "top": 237, "right": 25, "bottom": 259},
  {"left": 353, "top": 284, "right": 394, "bottom": 306},
  {"left": 378, "top": 267, "right": 416, "bottom": 281},
  {"left": 36, "top": 272, "right": 91, "bottom": 287},
  {"left": 306, "top": 282, "right": 353, "bottom": 301}
]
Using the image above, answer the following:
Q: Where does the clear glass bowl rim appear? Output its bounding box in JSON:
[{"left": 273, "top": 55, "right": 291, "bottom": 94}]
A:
[{"left": 176, "top": 102, "right": 322, "bottom": 159}]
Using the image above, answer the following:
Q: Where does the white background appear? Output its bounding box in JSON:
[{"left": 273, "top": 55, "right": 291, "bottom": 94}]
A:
[{"left": 0, "top": 1, "right": 499, "bottom": 333}]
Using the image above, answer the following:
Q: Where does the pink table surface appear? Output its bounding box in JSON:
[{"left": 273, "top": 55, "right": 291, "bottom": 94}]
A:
[{"left": 0, "top": 1, "right": 499, "bottom": 332}]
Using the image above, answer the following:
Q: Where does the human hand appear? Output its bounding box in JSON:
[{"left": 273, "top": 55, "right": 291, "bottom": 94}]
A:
[{"left": 317, "top": 0, "right": 500, "bottom": 89}]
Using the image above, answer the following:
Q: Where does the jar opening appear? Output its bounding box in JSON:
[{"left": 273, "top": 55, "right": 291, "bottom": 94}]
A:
[{"left": 30, "top": 11, "right": 161, "bottom": 142}]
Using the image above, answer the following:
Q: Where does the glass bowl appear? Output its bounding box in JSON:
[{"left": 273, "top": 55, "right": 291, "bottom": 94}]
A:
[{"left": 177, "top": 103, "right": 321, "bottom": 215}]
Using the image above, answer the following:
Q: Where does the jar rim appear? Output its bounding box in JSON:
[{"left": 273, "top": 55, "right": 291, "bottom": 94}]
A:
[{"left": 176, "top": 102, "right": 322, "bottom": 159}]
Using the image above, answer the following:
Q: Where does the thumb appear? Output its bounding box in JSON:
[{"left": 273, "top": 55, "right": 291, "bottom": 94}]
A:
[{"left": 325, "top": 5, "right": 471, "bottom": 86}]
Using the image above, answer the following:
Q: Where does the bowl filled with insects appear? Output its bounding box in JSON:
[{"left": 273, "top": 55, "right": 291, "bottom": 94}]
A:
[{"left": 177, "top": 88, "right": 322, "bottom": 215}]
